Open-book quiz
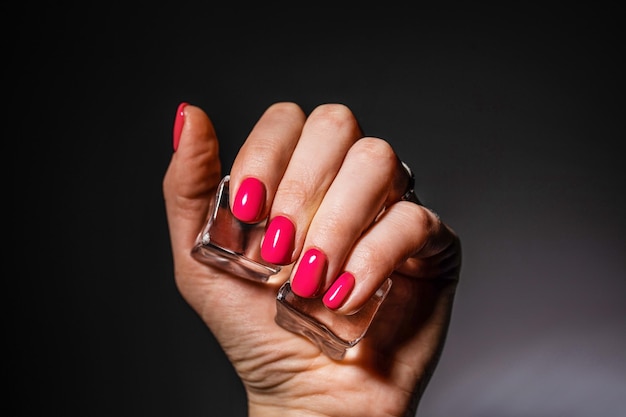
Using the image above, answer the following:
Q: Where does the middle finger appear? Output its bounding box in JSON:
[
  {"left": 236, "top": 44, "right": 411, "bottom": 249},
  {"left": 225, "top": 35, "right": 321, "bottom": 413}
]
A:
[
  {"left": 290, "top": 136, "right": 408, "bottom": 300},
  {"left": 261, "top": 103, "right": 363, "bottom": 266}
]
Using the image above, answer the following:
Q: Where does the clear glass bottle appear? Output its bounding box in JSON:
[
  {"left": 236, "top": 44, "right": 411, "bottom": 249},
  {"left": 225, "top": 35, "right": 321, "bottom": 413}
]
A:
[
  {"left": 192, "top": 174, "right": 391, "bottom": 360},
  {"left": 191, "top": 175, "right": 281, "bottom": 282},
  {"left": 275, "top": 279, "right": 392, "bottom": 360}
]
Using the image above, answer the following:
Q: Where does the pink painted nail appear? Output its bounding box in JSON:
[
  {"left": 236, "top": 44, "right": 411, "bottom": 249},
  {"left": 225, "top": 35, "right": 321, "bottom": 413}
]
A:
[
  {"left": 172, "top": 102, "right": 188, "bottom": 151},
  {"left": 291, "top": 248, "right": 327, "bottom": 298},
  {"left": 261, "top": 215, "right": 296, "bottom": 265},
  {"left": 323, "top": 272, "right": 355, "bottom": 310},
  {"left": 232, "top": 177, "right": 266, "bottom": 223}
]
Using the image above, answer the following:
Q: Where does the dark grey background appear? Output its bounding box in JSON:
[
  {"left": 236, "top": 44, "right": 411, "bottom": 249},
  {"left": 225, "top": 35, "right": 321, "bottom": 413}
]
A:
[{"left": 13, "top": 4, "right": 624, "bottom": 417}]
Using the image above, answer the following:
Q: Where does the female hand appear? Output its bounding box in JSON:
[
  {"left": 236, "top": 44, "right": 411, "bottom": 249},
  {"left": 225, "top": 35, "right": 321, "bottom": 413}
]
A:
[{"left": 163, "top": 102, "right": 461, "bottom": 417}]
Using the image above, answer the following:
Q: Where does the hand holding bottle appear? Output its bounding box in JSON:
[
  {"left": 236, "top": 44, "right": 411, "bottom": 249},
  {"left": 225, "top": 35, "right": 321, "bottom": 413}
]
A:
[{"left": 163, "top": 102, "right": 461, "bottom": 417}]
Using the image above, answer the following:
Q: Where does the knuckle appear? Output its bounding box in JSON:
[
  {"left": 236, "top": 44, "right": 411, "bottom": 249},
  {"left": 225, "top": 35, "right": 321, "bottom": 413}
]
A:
[
  {"left": 349, "top": 137, "right": 396, "bottom": 169},
  {"left": 307, "top": 103, "right": 360, "bottom": 136},
  {"left": 353, "top": 239, "right": 395, "bottom": 272},
  {"left": 265, "top": 101, "right": 305, "bottom": 118},
  {"left": 411, "top": 206, "right": 442, "bottom": 253},
  {"left": 277, "top": 177, "right": 312, "bottom": 200},
  {"left": 409, "top": 205, "right": 438, "bottom": 237},
  {"left": 315, "top": 209, "right": 362, "bottom": 242}
]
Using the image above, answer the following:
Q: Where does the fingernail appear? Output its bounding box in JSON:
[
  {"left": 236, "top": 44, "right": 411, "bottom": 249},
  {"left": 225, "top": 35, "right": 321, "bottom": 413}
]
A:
[
  {"left": 261, "top": 215, "right": 295, "bottom": 265},
  {"left": 232, "top": 177, "right": 266, "bottom": 223},
  {"left": 323, "top": 272, "right": 355, "bottom": 310},
  {"left": 292, "top": 248, "right": 327, "bottom": 298},
  {"left": 172, "top": 102, "right": 188, "bottom": 151}
]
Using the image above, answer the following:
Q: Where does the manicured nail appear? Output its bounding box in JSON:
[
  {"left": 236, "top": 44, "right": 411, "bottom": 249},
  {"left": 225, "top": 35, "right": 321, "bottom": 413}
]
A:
[
  {"left": 172, "top": 102, "right": 188, "bottom": 151},
  {"left": 292, "top": 248, "right": 327, "bottom": 298},
  {"left": 232, "top": 177, "right": 266, "bottom": 223},
  {"left": 261, "top": 215, "right": 295, "bottom": 265},
  {"left": 323, "top": 272, "right": 355, "bottom": 310}
]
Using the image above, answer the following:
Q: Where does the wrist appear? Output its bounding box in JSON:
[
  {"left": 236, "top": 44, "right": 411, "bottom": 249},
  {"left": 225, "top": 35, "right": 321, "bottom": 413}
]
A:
[
  {"left": 247, "top": 393, "right": 331, "bottom": 417},
  {"left": 248, "top": 402, "right": 326, "bottom": 417},
  {"left": 245, "top": 383, "right": 418, "bottom": 417}
]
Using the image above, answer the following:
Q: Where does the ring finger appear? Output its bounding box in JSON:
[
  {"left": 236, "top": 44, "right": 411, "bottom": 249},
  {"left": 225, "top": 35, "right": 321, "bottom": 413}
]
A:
[{"left": 289, "top": 137, "right": 413, "bottom": 300}]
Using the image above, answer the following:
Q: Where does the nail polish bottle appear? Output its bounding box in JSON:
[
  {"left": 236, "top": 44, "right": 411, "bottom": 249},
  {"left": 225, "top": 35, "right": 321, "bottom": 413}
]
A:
[
  {"left": 192, "top": 175, "right": 281, "bottom": 282},
  {"left": 275, "top": 278, "right": 392, "bottom": 360},
  {"left": 192, "top": 175, "right": 392, "bottom": 360}
]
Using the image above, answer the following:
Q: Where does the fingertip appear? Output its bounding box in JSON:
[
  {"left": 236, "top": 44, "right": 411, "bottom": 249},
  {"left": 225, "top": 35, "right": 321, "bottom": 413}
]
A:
[
  {"left": 164, "top": 102, "right": 221, "bottom": 203},
  {"left": 173, "top": 102, "right": 189, "bottom": 152},
  {"left": 323, "top": 272, "right": 355, "bottom": 310},
  {"left": 173, "top": 103, "right": 217, "bottom": 153},
  {"left": 232, "top": 177, "right": 266, "bottom": 223}
]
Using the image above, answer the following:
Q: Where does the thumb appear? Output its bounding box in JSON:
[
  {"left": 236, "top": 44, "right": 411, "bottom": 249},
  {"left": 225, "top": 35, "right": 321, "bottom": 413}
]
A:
[{"left": 163, "top": 103, "right": 222, "bottom": 268}]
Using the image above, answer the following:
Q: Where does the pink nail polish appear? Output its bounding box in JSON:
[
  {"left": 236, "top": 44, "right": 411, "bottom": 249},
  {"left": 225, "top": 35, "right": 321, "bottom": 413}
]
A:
[
  {"left": 192, "top": 177, "right": 392, "bottom": 361},
  {"left": 292, "top": 248, "right": 327, "bottom": 298},
  {"left": 275, "top": 277, "right": 392, "bottom": 360},
  {"left": 323, "top": 272, "right": 355, "bottom": 310},
  {"left": 261, "top": 215, "right": 295, "bottom": 265},
  {"left": 232, "top": 177, "right": 265, "bottom": 223},
  {"left": 191, "top": 175, "right": 280, "bottom": 282},
  {"left": 172, "top": 102, "right": 188, "bottom": 151}
]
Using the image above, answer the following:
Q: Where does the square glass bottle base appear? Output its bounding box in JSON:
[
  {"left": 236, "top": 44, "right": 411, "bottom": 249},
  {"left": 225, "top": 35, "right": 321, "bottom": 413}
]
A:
[
  {"left": 192, "top": 242, "right": 280, "bottom": 282},
  {"left": 191, "top": 175, "right": 281, "bottom": 282},
  {"left": 275, "top": 279, "right": 392, "bottom": 360}
]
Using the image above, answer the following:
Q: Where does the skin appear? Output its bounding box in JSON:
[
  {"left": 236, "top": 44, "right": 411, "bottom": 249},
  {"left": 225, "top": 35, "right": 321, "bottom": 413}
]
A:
[{"left": 163, "top": 102, "right": 462, "bottom": 417}]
